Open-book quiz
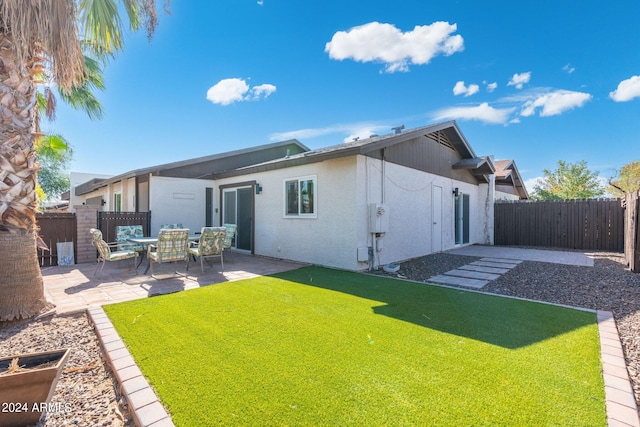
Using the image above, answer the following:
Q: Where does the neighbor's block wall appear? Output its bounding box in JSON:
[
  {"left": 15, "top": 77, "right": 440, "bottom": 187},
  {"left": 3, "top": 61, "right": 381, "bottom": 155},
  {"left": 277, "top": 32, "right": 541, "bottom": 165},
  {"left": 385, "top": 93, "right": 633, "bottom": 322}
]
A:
[{"left": 75, "top": 205, "right": 99, "bottom": 264}]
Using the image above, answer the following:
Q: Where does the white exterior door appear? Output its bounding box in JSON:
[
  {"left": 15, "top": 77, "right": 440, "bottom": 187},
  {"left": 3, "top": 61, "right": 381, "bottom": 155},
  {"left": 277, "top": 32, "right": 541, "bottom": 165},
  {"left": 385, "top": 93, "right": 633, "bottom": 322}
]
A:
[{"left": 432, "top": 185, "right": 443, "bottom": 252}]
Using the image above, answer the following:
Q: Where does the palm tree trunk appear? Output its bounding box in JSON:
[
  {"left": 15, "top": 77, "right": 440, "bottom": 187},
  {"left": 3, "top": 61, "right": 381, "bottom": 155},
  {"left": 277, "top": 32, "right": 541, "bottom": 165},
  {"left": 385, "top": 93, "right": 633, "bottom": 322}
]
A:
[
  {"left": 0, "top": 231, "right": 46, "bottom": 320},
  {"left": 0, "top": 33, "right": 48, "bottom": 320}
]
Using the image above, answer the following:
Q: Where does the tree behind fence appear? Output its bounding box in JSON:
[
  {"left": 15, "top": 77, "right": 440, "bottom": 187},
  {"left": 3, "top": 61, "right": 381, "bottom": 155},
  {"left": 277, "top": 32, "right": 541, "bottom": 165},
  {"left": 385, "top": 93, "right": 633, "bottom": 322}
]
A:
[{"left": 494, "top": 199, "right": 624, "bottom": 251}]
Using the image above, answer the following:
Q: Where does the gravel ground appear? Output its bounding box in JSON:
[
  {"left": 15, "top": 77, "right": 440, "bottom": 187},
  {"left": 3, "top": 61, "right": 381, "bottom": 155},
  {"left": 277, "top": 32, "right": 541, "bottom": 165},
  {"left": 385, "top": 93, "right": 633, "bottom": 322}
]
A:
[
  {"left": 373, "top": 250, "right": 640, "bottom": 409},
  {"left": 1, "top": 250, "right": 638, "bottom": 425},
  {"left": 0, "top": 312, "right": 133, "bottom": 426}
]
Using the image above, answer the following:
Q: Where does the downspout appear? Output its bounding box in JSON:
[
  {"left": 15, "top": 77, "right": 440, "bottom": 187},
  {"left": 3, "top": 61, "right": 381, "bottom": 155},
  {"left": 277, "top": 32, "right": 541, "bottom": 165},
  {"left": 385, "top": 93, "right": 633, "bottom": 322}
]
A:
[
  {"left": 374, "top": 148, "right": 386, "bottom": 269},
  {"left": 381, "top": 148, "right": 386, "bottom": 203}
]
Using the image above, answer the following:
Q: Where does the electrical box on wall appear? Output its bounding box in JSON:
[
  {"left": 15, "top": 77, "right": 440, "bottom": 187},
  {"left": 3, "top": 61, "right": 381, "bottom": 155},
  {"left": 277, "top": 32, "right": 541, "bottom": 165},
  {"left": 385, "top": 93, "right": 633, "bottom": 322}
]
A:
[{"left": 369, "top": 203, "right": 389, "bottom": 233}]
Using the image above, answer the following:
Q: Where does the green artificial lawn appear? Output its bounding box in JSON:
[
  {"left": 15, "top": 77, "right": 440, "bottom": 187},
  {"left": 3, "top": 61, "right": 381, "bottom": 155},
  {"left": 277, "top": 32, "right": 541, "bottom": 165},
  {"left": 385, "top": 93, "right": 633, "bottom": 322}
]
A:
[{"left": 104, "top": 266, "right": 606, "bottom": 426}]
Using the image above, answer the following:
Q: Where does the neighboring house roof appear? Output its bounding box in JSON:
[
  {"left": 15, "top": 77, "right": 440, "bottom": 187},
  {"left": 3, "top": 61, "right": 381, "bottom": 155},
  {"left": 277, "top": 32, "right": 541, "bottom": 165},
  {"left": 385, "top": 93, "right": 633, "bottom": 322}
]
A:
[
  {"left": 494, "top": 159, "right": 529, "bottom": 199},
  {"left": 73, "top": 121, "right": 498, "bottom": 197},
  {"left": 72, "top": 178, "right": 109, "bottom": 197},
  {"left": 75, "top": 139, "right": 309, "bottom": 196},
  {"left": 213, "top": 121, "right": 495, "bottom": 183}
]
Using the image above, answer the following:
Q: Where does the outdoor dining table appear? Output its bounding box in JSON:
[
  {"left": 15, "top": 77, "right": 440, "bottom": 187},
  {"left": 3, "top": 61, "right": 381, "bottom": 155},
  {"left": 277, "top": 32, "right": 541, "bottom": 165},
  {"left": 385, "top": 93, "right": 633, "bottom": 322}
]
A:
[{"left": 127, "top": 235, "right": 200, "bottom": 274}]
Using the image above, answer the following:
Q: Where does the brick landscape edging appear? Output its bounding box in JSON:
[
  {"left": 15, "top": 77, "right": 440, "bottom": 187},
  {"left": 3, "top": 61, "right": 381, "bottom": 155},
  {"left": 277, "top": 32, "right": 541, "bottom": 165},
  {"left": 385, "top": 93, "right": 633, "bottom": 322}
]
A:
[{"left": 87, "top": 306, "right": 175, "bottom": 427}]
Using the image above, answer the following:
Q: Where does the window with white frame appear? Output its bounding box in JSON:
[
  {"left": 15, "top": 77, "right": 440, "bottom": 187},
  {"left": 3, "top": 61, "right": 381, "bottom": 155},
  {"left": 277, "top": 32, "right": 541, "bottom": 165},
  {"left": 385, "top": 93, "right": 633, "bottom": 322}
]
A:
[{"left": 284, "top": 176, "right": 316, "bottom": 217}]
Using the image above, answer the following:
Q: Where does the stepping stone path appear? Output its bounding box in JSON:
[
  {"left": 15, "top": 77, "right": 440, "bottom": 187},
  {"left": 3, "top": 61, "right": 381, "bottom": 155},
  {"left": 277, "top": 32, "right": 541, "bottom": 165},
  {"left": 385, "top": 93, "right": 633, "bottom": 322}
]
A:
[{"left": 427, "top": 257, "right": 522, "bottom": 289}]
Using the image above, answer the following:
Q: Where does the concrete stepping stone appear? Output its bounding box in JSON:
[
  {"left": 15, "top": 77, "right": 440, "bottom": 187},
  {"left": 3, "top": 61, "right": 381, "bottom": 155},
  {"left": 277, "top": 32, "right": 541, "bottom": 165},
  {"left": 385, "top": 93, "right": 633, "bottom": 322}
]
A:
[
  {"left": 427, "top": 275, "right": 489, "bottom": 289},
  {"left": 443, "top": 269, "right": 502, "bottom": 281},
  {"left": 479, "top": 257, "right": 522, "bottom": 264},
  {"left": 459, "top": 264, "right": 511, "bottom": 274},
  {"left": 470, "top": 260, "right": 519, "bottom": 269}
]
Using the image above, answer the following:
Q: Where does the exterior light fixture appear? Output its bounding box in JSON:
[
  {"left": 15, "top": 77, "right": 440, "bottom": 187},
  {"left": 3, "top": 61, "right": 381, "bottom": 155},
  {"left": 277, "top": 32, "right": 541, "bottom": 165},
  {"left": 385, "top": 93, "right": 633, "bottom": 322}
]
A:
[{"left": 255, "top": 184, "right": 263, "bottom": 195}]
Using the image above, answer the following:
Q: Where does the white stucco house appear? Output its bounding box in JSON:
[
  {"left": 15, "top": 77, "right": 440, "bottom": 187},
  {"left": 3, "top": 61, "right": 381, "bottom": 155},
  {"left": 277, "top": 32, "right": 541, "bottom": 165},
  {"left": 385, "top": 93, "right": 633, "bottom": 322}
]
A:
[{"left": 69, "top": 121, "right": 525, "bottom": 271}]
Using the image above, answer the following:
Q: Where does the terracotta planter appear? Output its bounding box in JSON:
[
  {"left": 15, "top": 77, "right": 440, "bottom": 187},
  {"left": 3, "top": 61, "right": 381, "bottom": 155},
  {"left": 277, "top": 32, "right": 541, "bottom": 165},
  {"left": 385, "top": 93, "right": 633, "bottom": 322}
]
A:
[{"left": 0, "top": 348, "right": 71, "bottom": 427}]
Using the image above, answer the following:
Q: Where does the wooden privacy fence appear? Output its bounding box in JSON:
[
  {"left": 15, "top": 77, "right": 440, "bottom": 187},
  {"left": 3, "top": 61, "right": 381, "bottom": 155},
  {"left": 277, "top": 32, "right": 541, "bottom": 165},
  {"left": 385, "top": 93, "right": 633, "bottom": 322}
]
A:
[
  {"left": 97, "top": 211, "right": 151, "bottom": 243},
  {"left": 36, "top": 210, "right": 151, "bottom": 266},
  {"left": 624, "top": 191, "right": 640, "bottom": 272},
  {"left": 494, "top": 199, "right": 624, "bottom": 251},
  {"left": 36, "top": 212, "right": 77, "bottom": 266}
]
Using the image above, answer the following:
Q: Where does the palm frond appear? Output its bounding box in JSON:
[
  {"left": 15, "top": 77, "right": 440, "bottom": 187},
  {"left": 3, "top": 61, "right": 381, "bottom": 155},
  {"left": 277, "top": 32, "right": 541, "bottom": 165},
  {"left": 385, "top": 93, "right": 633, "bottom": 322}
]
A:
[
  {"left": 0, "top": 0, "right": 86, "bottom": 91},
  {"left": 44, "top": 86, "right": 56, "bottom": 121},
  {"left": 79, "top": 0, "right": 124, "bottom": 57},
  {"left": 35, "top": 133, "right": 72, "bottom": 161},
  {"left": 57, "top": 53, "right": 105, "bottom": 120},
  {"left": 58, "top": 85, "right": 104, "bottom": 120}
]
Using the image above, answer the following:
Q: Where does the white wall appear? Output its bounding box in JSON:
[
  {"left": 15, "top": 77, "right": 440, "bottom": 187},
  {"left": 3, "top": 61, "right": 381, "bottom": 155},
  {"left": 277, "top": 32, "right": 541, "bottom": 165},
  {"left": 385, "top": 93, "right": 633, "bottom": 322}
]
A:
[
  {"left": 495, "top": 190, "right": 520, "bottom": 201},
  {"left": 125, "top": 177, "right": 136, "bottom": 211},
  {"left": 216, "top": 157, "right": 360, "bottom": 270},
  {"left": 355, "top": 156, "right": 493, "bottom": 269},
  {"left": 149, "top": 176, "right": 215, "bottom": 234},
  {"left": 69, "top": 172, "right": 112, "bottom": 212},
  {"left": 216, "top": 155, "right": 494, "bottom": 271}
]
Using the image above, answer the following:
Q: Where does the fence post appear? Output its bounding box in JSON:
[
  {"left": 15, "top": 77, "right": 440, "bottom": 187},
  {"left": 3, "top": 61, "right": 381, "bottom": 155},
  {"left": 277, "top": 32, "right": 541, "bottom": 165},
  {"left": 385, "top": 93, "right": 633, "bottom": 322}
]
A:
[
  {"left": 636, "top": 191, "right": 640, "bottom": 273},
  {"left": 625, "top": 191, "right": 640, "bottom": 273},
  {"left": 75, "top": 205, "right": 99, "bottom": 264}
]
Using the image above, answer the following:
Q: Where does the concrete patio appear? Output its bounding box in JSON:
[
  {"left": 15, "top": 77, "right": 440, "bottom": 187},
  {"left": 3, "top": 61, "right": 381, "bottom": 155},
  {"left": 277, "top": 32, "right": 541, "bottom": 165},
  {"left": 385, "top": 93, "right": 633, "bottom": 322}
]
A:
[{"left": 43, "top": 252, "right": 305, "bottom": 314}]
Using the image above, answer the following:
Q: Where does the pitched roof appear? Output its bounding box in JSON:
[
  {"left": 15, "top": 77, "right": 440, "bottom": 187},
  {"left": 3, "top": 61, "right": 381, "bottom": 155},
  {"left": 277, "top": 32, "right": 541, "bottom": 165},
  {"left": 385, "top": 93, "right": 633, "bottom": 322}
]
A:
[
  {"left": 494, "top": 159, "right": 529, "bottom": 199},
  {"left": 213, "top": 121, "right": 495, "bottom": 182},
  {"left": 75, "top": 139, "right": 309, "bottom": 196}
]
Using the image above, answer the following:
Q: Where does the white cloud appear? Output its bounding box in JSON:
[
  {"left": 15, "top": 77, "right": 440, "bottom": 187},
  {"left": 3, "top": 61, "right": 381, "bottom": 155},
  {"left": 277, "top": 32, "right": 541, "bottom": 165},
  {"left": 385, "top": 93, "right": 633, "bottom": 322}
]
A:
[
  {"left": 433, "top": 102, "right": 515, "bottom": 124},
  {"left": 507, "top": 72, "right": 531, "bottom": 89},
  {"left": 206, "top": 78, "right": 276, "bottom": 105},
  {"left": 257, "top": 0, "right": 264, "bottom": 4},
  {"left": 563, "top": 64, "right": 575, "bottom": 74},
  {"left": 486, "top": 82, "right": 498, "bottom": 92},
  {"left": 520, "top": 90, "right": 592, "bottom": 117},
  {"left": 325, "top": 21, "right": 464, "bottom": 73},
  {"left": 343, "top": 125, "right": 390, "bottom": 142},
  {"left": 270, "top": 122, "right": 389, "bottom": 142},
  {"left": 435, "top": 85, "right": 592, "bottom": 126},
  {"left": 453, "top": 81, "right": 479, "bottom": 97},
  {"left": 523, "top": 177, "right": 542, "bottom": 194},
  {"left": 250, "top": 84, "right": 276, "bottom": 100},
  {"left": 609, "top": 75, "right": 640, "bottom": 102},
  {"left": 206, "top": 78, "right": 248, "bottom": 105}
]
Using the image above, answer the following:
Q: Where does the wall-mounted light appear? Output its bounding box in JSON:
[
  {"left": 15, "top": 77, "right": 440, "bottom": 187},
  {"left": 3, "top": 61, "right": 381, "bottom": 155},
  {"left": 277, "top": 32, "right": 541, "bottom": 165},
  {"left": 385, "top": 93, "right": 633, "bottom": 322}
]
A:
[
  {"left": 452, "top": 187, "right": 459, "bottom": 197},
  {"left": 101, "top": 198, "right": 106, "bottom": 206},
  {"left": 255, "top": 183, "right": 263, "bottom": 195}
]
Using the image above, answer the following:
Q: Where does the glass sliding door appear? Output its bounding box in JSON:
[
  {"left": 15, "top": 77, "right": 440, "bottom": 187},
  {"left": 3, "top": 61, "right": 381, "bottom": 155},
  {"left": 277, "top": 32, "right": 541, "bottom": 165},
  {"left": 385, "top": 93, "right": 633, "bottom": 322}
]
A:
[
  {"left": 222, "top": 186, "right": 253, "bottom": 252},
  {"left": 454, "top": 193, "right": 470, "bottom": 245}
]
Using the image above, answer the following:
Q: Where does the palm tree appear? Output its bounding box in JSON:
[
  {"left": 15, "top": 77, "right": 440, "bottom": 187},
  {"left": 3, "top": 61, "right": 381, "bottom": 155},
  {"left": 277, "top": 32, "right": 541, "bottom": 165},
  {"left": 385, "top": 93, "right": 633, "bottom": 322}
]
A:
[
  {"left": 0, "top": 0, "right": 162, "bottom": 321},
  {"left": 34, "top": 55, "right": 105, "bottom": 205}
]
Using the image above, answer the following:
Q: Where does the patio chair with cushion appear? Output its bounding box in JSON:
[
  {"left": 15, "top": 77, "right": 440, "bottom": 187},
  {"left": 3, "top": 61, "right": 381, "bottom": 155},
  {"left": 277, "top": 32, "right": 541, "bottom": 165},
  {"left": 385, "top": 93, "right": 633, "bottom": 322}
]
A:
[
  {"left": 187, "top": 227, "right": 226, "bottom": 273},
  {"left": 147, "top": 228, "right": 190, "bottom": 278},
  {"left": 222, "top": 223, "right": 237, "bottom": 262},
  {"left": 115, "top": 225, "right": 145, "bottom": 252},
  {"left": 160, "top": 223, "right": 184, "bottom": 231},
  {"left": 89, "top": 228, "right": 138, "bottom": 277}
]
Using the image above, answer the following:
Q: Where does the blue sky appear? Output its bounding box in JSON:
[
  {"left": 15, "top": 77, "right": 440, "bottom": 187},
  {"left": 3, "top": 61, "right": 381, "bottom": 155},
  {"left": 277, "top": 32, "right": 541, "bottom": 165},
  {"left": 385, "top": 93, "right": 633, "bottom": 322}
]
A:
[{"left": 49, "top": 0, "right": 640, "bottom": 192}]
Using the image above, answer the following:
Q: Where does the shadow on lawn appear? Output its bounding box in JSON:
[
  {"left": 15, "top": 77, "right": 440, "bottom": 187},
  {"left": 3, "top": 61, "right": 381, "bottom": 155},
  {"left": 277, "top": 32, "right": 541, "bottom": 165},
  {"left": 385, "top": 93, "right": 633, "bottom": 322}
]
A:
[{"left": 270, "top": 266, "right": 597, "bottom": 350}]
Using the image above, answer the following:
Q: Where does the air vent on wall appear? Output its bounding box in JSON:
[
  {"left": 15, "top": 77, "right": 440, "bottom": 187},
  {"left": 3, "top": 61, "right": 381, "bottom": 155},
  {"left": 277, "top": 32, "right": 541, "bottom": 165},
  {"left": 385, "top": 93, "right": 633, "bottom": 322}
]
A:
[{"left": 425, "top": 130, "right": 454, "bottom": 150}]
